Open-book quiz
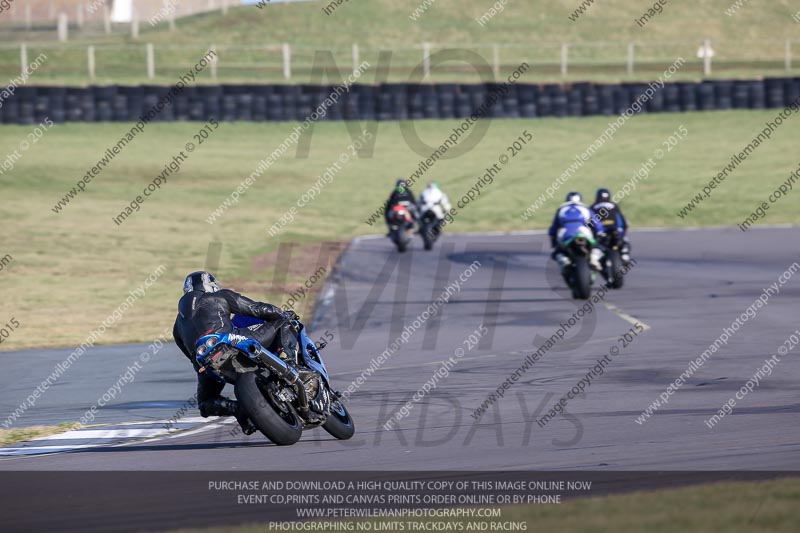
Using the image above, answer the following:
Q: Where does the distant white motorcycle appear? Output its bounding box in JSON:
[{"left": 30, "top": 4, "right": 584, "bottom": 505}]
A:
[{"left": 418, "top": 185, "right": 452, "bottom": 251}]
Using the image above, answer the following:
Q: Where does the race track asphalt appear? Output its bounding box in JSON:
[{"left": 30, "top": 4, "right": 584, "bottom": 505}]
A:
[{"left": 1, "top": 228, "right": 799, "bottom": 531}]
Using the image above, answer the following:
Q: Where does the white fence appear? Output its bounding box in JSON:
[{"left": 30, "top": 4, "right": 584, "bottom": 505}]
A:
[{"left": 0, "top": 39, "right": 797, "bottom": 83}]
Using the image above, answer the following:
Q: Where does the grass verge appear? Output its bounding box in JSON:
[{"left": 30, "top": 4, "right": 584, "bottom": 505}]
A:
[
  {"left": 0, "top": 422, "right": 79, "bottom": 446},
  {"left": 1, "top": 110, "right": 798, "bottom": 350}
]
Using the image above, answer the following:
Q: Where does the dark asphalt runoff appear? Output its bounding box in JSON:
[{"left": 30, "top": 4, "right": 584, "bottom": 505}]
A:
[{"left": 1, "top": 228, "right": 799, "bottom": 530}]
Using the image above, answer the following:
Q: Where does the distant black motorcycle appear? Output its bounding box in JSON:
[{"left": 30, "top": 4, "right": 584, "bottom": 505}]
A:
[
  {"left": 387, "top": 201, "right": 416, "bottom": 253},
  {"left": 195, "top": 316, "right": 355, "bottom": 446},
  {"left": 597, "top": 230, "right": 625, "bottom": 289}
]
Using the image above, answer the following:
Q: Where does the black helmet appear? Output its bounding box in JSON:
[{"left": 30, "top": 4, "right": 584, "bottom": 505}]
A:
[
  {"left": 565, "top": 191, "right": 582, "bottom": 203},
  {"left": 396, "top": 178, "right": 408, "bottom": 193},
  {"left": 596, "top": 188, "right": 611, "bottom": 202},
  {"left": 183, "top": 271, "right": 221, "bottom": 294}
]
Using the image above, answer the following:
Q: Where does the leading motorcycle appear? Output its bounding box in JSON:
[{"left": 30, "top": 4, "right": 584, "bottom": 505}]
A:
[
  {"left": 194, "top": 316, "right": 355, "bottom": 445},
  {"left": 554, "top": 223, "right": 596, "bottom": 300}
]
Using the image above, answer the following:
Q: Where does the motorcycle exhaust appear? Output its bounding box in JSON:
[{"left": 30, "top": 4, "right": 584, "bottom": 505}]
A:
[{"left": 245, "top": 344, "right": 311, "bottom": 412}]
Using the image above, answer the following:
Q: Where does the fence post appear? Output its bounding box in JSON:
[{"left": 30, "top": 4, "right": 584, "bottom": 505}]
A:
[
  {"left": 210, "top": 45, "right": 218, "bottom": 80},
  {"left": 702, "top": 39, "right": 712, "bottom": 76},
  {"left": 76, "top": 4, "right": 84, "bottom": 29},
  {"left": 25, "top": 4, "right": 32, "bottom": 30},
  {"left": 147, "top": 43, "right": 155, "bottom": 79},
  {"left": 88, "top": 46, "right": 96, "bottom": 81},
  {"left": 423, "top": 42, "right": 431, "bottom": 78},
  {"left": 222, "top": 0, "right": 229, "bottom": 15},
  {"left": 169, "top": 4, "right": 176, "bottom": 31},
  {"left": 57, "top": 13, "right": 69, "bottom": 42},
  {"left": 20, "top": 44, "right": 27, "bottom": 77},
  {"left": 49, "top": 1, "right": 56, "bottom": 21},
  {"left": 785, "top": 39, "right": 792, "bottom": 72},
  {"left": 103, "top": 4, "right": 112, "bottom": 34},
  {"left": 132, "top": 12, "right": 140, "bottom": 39},
  {"left": 627, "top": 42, "right": 635, "bottom": 76},
  {"left": 352, "top": 44, "right": 360, "bottom": 75},
  {"left": 560, "top": 43, "right": 568, "bottom": 76},
  {"left": 282, "top": 43, "right": 291, "bottom": 80},
  {"left": 492, "top": 44, "right": 500, "bottom": 78}
]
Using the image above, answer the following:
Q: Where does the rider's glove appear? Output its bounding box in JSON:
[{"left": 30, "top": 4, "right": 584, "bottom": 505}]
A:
[{"left": 283, "top": 310, "right": 300, "bottom": 322}]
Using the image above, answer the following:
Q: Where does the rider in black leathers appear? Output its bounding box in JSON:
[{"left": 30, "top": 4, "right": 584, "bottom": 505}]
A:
[
  {"left": 384, "top": 179, "right": 418, "bottom": 234},
  {"left": 172, "top": 271, "right": 299, "bottom": 435},
  {"left": 589, "top": 188, "right": 632, "bottom": 265}
]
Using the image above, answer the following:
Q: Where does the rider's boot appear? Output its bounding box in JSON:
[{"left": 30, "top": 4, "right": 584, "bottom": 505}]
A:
[
  {"left": 233, "top": 402, "right": 258, "bottom": 436},
  {"left": 201, "top": 397, "right": 257, "bottom": 435},
  {"left": 621, "top": 241, "right": 632, "bottom": 266},
  {"left": 553, "top": 252, "right": 571, "bottom": 269},
  {"left": 590, "top": 248, "right": 603, "bottom": 271}
]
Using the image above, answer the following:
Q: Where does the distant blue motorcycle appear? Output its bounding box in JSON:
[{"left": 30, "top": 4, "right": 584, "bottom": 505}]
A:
[{"left": 195, "top": 316, "right": 354, "bottom": 445}]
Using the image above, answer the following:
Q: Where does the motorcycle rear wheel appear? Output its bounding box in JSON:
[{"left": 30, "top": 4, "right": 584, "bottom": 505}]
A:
[
  {"left": 573, "top": 257, "right": 592, "bottom": 299},
  {"left": 235, "top": 372, "right": 302, "bottom": 445},
  {"left": 422, "top": 226, "right": 433, "bottom": 250},
  {"left": 396, "top": 228, "right": 408, "bottom": 253},
  {"left": 607, "top": 250, "right": 624, "bottom": 289}
]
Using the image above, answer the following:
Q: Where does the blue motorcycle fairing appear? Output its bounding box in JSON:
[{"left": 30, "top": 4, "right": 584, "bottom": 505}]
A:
[
  {"left": 195, "top": 332, "right": 272, "bottom": 383},
  {"left": 559, "top": 221, "right": 595, "bottom": 246},
  {"left": 196, "top": 316, "right": 332, "bottom": 386},
  {"left": 297, "top": 326, "right": 330, "bottom": 384},
  {"left": 231, "top": 314, "right": 264, "bottom": 329}
]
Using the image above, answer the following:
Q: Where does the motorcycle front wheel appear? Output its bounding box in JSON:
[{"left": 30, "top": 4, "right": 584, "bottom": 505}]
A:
[
  {"left": 235, "top": 372, "right": 302, "bottom": 445},
  {"left": 322, "top": 399, "right": 355, "bottom": 440}
]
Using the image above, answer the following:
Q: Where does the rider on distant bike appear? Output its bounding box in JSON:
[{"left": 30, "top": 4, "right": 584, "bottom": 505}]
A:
[
  {"left": 172, "top": 271, "right": 299, "bottom": 435},
  {"left": 384, "top": 179, "right": 418, "bottom": 235},
  {"left": 590, "top": 188, "right": 632, "bottom": 265},
  {"left": 548, "top": 192, "right": 603, "bottom": 271},
  {"left": 418, "top": 182, "right": 453, "bottom": 238}
]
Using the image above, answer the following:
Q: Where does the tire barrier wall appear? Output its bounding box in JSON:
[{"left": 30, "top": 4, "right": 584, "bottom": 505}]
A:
[{"left": 1, "top": 78, "right": 799, "bottom": 124}]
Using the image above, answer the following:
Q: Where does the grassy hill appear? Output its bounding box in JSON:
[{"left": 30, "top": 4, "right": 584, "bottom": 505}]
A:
[
  {"left": 1, "top": 0, "right": 799, "bottom": 84},
  {"left": 8, "top": 0, "right": 794, "bottom": 47}
]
